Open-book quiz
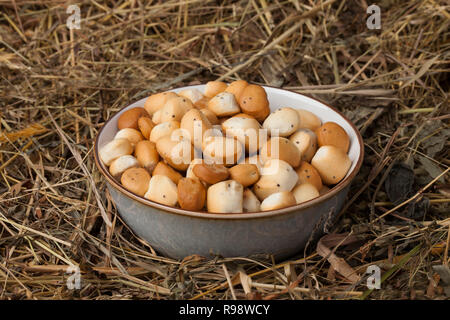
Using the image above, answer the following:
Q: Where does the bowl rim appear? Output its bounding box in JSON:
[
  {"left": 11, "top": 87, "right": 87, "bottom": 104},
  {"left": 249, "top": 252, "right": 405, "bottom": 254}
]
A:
[{"left": 94, "top": 84, "right": 364, "bottom": 220}]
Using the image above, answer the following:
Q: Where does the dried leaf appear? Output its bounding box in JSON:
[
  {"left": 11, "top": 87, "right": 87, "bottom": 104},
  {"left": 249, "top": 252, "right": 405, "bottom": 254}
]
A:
[
  {"left": 180, "top": 254, "right": 206, "bottom": 268},
  {"left": 385, "top": 162, "right": 414, "bottom": 205},
  {"left": 0, "top": 53, "right": 29, "bottom": 70},
  {"left": 419, "top": 157, "right": 445, "bottom": 180},
  {"left": 417, "top": 121, "right": 450, "bottom": 158},
  {"left": 9, "top": 180, "right": 27, "bottom": 196},
  {"left": 406, "top": 196, "right": 429, "bottom": 219},
  {"left": 400, "top": 55, "right": 440, "bottom": 89},
  {"left": 343, "top": 106, "right": 373, "bottom": 124},
  {"left": 432, "top": 265, "right": 450, "bottom": 285},
  {"left": 432, "top": 266, "right": 450, "bottom": 297},
  {"left": 316, "top": 233, "right": 360, "bottom": 283},
  {"left": 261, "top": 57, "right": 285, "bottom": 87},
  {"left": 0, "top": 123, "right": 48, "bottom": 143},
  {"left": 430, "top": 242, "right": 446, "bottom": 256},
  {"left": 238, "top": 270, "right": 252, "bottom": 296}
]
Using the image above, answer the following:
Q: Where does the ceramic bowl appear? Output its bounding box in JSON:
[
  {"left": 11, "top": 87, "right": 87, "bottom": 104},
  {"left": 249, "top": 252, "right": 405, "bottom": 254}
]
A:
[{"left": 94, "top": 85, "right": 364, "bottom": 260}]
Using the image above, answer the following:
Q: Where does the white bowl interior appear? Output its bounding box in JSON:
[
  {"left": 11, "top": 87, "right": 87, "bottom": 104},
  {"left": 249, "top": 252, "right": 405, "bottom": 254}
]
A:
[{"left": 98, "top": 85, "right": 361, "bottom": 181}]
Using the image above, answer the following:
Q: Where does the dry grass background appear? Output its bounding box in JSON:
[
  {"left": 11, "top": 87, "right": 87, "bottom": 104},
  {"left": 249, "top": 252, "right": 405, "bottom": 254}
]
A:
[{"left": 0, "top": 0, "right": 449, "bottom": 300}]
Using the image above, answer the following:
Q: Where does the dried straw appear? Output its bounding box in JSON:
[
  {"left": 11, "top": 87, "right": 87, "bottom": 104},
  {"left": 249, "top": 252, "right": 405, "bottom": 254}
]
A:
[{"left": 0, "top": 0, "right": 448, "bottom": 300}]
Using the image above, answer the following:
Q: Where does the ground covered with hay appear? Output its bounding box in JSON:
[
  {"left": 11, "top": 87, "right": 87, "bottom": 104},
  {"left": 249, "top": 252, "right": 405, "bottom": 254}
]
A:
[{"left": 0, "top": 0, "right": 449, "bottom": 300}]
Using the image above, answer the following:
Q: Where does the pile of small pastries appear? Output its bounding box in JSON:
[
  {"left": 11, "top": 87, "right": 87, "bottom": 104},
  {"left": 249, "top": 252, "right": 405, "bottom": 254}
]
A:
[{"left": 99, "top": 80, "right": 352, "bottom": 213}]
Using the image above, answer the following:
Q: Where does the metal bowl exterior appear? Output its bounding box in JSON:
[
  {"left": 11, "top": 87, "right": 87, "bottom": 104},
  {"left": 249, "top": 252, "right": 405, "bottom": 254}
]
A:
[
  {"left": 94, "top": 85, "right": 364, "bottom": 260},
  {"left": 107, "top": 180, "right": 349, "bottom": 260}
]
